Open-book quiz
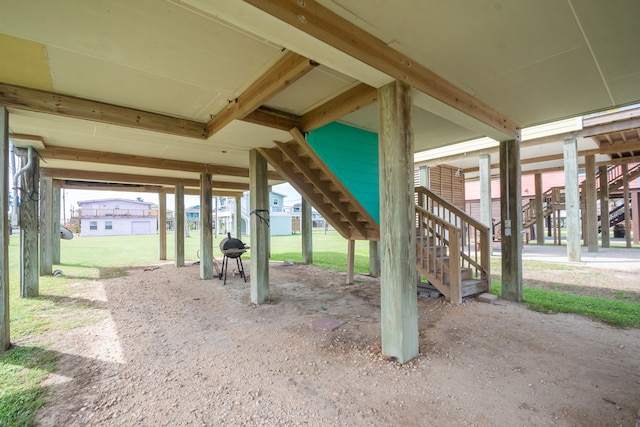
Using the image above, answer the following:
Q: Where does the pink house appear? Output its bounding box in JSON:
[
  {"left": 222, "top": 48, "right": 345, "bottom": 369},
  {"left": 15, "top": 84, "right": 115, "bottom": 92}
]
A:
[{"left": 78, "top": 198, "right": 158, "bottom": 236}]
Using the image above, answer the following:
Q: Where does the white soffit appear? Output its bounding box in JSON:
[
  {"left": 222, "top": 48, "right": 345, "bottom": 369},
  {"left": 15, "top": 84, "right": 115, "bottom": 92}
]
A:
[{"left": 178, "top": 0, "right": 391, "bottom": 88}]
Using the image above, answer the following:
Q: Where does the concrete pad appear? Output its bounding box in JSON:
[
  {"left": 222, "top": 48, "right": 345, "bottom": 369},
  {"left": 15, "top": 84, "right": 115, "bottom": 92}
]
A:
[
  {"left": 477, "top": 293, "right": 498, "bottom": 304},
  {"left": 311, "top": 318, "right": 346, "bottom": 331}
]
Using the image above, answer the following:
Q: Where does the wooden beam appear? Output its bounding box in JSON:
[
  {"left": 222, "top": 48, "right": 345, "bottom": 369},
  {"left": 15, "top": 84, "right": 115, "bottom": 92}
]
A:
[
  {"left": 578, "top": 117, "right": 640, "bottom": 138},
  {"left": 0, "top": 83, "right": 208, "bottom": 139},
  {"left": 207, "top": 51, "right": 317, "bottom": 137},
  {"left": 41, "top": 168, "right": 250, "bottom": 190},
  {"left": 40, "top": 146, "right": 281, "bottom": 180},
  {"left": 61, "top": 182, "right": 164, "bottom": 193},
  {"left": 245, "top": 0, "right": 519, "bottom": 140},
  {"left": 241, "top": 83, "right": 377, "bottom": 133},
  {"left": 596, "top": 154, "right": 640, "bottom": 167},
  {"left": 241, "top": 107, "right": 301, "bottom": 131},
  {"left": 581, "top": 140, "right": 640, "bottom": 156},
  {"left": 300, "top": 83, "right": 377, "bottom": 132}
]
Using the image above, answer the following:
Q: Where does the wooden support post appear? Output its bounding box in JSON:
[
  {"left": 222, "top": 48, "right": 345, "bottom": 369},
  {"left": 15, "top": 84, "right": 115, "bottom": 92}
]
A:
[
  {"left": 535, "top": 173, "right": 544, "bottom": 245},
  {"left": 479, "top": 154, "right": 492, "bottom": 228},
  {"left": 369, "top": 240, "right": 380, "bottom": 278},
  {"left": 419, "top": 165, "right": 428, "bottom": 187},
  {"left": 499, "top": 134, "right": 523, "bottom": 302},
  {"left": 379, "top": 80, "right": 418, "bottom": 364},
  {"left": 301, "top": 198, "right": 313, "bottom": 264},
  {"left": 1, "top": 107, "right": 10, "bottom": 350},
  {"left": 564, "top": 135, "right": 581, "bottom": 262},
  {"left": 346, "top": 239, "right": 355, "bottom": 284},
  {"left": 599, "top": 166, "right": 610, "bottom": 248},
  {"left": 39, "top": 176, "right": 53, "bottom": 276},
  {"left": 633, "top": 191, "right": 640, "bottom": 245},
  {"left": 18, "top": 146, "right": 39, "bottom": 297},
  {"left": 585, "top": 155, "right": 598, "bottom": 252},
  {"left": 622, "top": 164, "right": 631, "bottom": 248},
  {"left": 175, "top": 185, "right": 185, "bottom": 267},
  {"left": 214, "top": 197, "right": 218, "bottom": 238},
  {"left": 52, "top": 183, "right": 61, "bottom": 264},
  {"left": 235, "top": 195, "right": 243, "bottom": 239},
  {"left": 250, "top": 149, "right": 270, "bottom": 304},
  {"left": 199, "top": 173, "right": 214, "bottom": 279},
  {"left": 158, "top": 192, "right": 167, "bottom": 260}
]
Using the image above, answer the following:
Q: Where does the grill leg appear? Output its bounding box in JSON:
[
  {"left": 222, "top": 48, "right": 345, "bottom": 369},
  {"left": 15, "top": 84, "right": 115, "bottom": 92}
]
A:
[
  {"left": 237, "top": 257, "right": 246, "bottom": 282},
  {"left": 223, "top": 255, "right": 230, "bottom": 285}
]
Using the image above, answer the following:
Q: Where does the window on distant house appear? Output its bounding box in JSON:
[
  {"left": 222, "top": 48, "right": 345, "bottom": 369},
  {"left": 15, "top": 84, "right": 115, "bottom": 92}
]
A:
[
  {"left": 90, "top": 221, "right": 97, "bottom": 230},
  {"left": 272, "top": 198, "right": 279, "bottom": 206},
  {"left": 105, "top": 221, "right": 112, "bottom": 230}
]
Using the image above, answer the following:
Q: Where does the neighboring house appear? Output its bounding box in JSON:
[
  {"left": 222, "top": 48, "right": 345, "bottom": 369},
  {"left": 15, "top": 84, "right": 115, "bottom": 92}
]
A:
[
  {"left": 270, "top": 192, "right": 285, "bottom": 213},
  {"left": 186, "top": 192, "right": 292, "bottom": 236},
  {"left": 78, "top": 198, "right": 158, "bottom": 236},
  {"left": 291, "top": 202, "right": 325, "bottom": 231}
]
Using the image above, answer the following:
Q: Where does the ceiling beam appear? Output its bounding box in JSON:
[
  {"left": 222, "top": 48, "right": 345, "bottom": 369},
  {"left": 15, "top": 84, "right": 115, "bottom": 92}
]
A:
[
  {"left": 244, "top": 0, "right": 519, "bottom": 140},
  {"left": 59, "top": 180, "right": 243, "bottom": 197},
  {"left": 240, "top": 83, "right": 377, "bottom": 133},
  {"left": 241, "top": 107, "right": 301, "bottom": 131},
  {"left": 580, "top": 140, "right": 640, "bottom": 156},
  {"left": 206, "top": 51, "right": 317, "bottom": 137},
  {"left": 61, "top": 182, "right": 165, "bottom": 193},
  {"left": 40, "top": 146, "right": 281, "bottom": 180},
  {"left": 41, "top": 168, "right": 250, "bottom": 190},
  {"left": 300, "top": 83, "right": 377, "bottom": 132},
  {"left": 0, "top": 83, "right": 208, "bottom": 139},
  {"left": 578, "top": 117, "right": 640, "bottom": 138}
]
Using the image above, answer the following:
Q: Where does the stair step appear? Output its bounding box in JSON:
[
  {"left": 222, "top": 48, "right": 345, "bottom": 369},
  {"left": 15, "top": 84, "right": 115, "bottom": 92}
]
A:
[
  {"left": 420, "top": 245, "right": 448, "bottom": 257},
  {"left": 461, "top": 279, "right": 488, "bottom": 297}
]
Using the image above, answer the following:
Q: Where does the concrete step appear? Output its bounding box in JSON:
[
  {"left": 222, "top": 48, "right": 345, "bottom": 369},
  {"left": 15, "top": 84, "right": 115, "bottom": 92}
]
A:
[{"left": 461, "top": 279, "right": 488, "bottom": 297}]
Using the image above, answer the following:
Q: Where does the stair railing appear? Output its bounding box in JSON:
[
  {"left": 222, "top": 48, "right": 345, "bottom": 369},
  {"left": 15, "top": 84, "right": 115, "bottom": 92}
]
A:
[{"left": 415, "top": 186, "right": 491, "bottom": 302}]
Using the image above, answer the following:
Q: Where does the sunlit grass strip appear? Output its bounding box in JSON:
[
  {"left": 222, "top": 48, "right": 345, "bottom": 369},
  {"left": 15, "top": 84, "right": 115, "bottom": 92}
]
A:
[
  {"left": 0, "top": 346, "right": 58, "bottom": 427},
  {"left": 491, "top": 282, "right": 640, "bottom": 328}
]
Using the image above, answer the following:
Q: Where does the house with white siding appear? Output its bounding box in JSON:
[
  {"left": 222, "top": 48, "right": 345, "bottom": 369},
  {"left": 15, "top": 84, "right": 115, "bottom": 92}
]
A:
[{"left": 78, "top": 198, "right": 158, "bottom": 236}]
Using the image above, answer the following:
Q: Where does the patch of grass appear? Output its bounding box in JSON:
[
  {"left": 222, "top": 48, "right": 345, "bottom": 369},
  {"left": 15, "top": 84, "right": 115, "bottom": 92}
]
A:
[
  {"left": 0, "top": 346, "right": 58, "bottom": 427},
  {"left": 614, "top": 291, "right": 640, "bottom": 303},
  {"left": 3, "top": 237, "right": 113, "bottom": 425},
  {"left": 269, "top": 231, "right": 371, "bottom": 274},
  {"left": 491, "top": 282, "right": 640, "bottom": 328}
]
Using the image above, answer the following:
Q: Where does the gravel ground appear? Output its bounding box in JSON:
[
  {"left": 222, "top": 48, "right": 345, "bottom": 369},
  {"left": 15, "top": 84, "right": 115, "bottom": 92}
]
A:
[{"left": 26, "top": 259, "right": 640, "bottom": 427}]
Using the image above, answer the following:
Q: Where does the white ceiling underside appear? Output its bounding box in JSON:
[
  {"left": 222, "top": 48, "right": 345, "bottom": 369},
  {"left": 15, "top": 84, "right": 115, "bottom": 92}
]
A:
[{"left": 1, "top": 0, "right": 639, "bottom": 190}]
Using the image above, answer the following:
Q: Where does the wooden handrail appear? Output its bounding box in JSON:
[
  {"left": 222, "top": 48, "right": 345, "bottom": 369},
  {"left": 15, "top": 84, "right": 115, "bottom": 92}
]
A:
[{"left": 415, "top": 186, "right": 491, "bottom": 303}]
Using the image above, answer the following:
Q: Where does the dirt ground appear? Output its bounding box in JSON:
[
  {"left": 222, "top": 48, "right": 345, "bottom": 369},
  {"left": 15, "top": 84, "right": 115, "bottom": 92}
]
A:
[{"left": 26, "top": 258, "right": 640, "bottom": 427}]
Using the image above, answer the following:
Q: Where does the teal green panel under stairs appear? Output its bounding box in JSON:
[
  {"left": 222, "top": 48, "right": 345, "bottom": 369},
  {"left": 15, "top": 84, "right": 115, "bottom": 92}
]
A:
[{"left": 306, "top": 122, "right": 379, "bottom": 224}]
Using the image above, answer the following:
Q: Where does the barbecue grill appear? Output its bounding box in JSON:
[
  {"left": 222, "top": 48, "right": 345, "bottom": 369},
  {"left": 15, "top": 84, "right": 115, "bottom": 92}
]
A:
[{"left": 219, "top": 233, "right": 249, "bottom": 285}]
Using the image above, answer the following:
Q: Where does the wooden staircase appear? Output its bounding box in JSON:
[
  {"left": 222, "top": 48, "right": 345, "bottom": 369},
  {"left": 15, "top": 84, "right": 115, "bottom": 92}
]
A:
[
  {"left": 257, "top": 128, "right": 379, "bottom": 240},
  {"left": 259, "top": 138, "right": 489, "bottom": 303},
  {"left": 596, "top": 162, "right": 640, "bottom": 198},
  {"left": 415, "top": 186, "right": 491, "bottom": 304}
]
